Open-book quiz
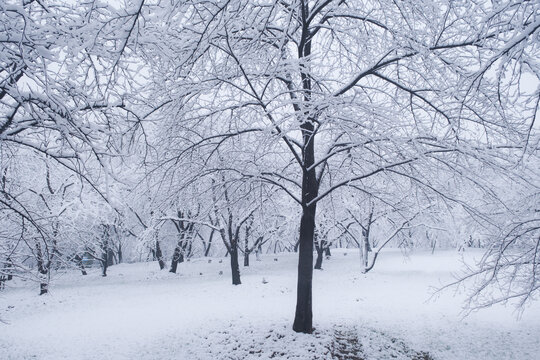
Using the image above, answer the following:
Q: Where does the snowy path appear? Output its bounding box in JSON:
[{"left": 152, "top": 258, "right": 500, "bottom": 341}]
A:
[{"left": 1, "top": 250, "right": 539, "bottom": 359}]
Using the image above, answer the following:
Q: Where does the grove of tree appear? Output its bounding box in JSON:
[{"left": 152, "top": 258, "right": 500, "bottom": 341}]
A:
[{"left": 1, "top": 0, "right": 538, "bottom": 334}]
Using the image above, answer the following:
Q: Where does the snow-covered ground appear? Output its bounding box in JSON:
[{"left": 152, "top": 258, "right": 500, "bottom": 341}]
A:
[{"left": 1, "top": 249, "right": 539, "bottom": 359}]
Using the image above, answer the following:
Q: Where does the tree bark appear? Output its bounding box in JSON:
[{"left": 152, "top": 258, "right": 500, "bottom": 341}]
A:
[
  {"left": 314, "top": 246, "right": 324, "bottom": 270},
  {"left": 38, "top": 268, "right": 48, "bottom": 295},
  {"left": 107, "top": 249, "right": 114, "bottom": 267},
  {"left": 39, "top": 280, "right": 48, "bottom": 295},
  {"left": 156, "top": 239, "right": 165, "bottom": 270},
  {"left": 101, "top": 254, "right": 108, "bottom": 277},
  {"left": 244, "top": 250, "right": 250, "bottom": 267},
  {"left": 73, "top": 255, "right": 87, "bottom": 275},
  {"left": 230, "top": 240, "right": 241, "bottom": 285},
  {"left": 35, "top": 243, "right": 52, "bottom": 294},
  {"left": 293, "top": 117, "right": 318, "bottom": 333},
  {"left": 204, "top": 229, "right": 214, "bottom": 257},
  {"left": 117, "top": 244, "right": 123, "bottom": 264},
  {"left": 169, "top": 246, "right": 181, "bottom": 273},
  {"left": 293, "top": 202, "right": 317, "bottom": 333}
]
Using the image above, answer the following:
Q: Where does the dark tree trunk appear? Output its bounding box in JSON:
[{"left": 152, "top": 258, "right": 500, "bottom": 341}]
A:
[
  {"left": 180, "top": 238, "right": 190, "bottom": 263},
  {"left": 73, "top": 255, "right": 87, "bottom": 275},
  {"left": 101, "top": 259, "right": 108, "bottom": 277},
  {"left": 100, "top": 226, "right": 109, "bottom": 277},
  {"left": 5, "top": 257, "right": 13, "bottom": 280},
  {"left": 35, "top": 243, "right": 51, "bottom": 295},
  {"left": 117, "top": 244, "right": 123, "bottom": 264},
  {"left": 325, "top": 247, "right": 331, "bottom": 257},
  {"left": 156, "top": 240, "right": 165, "bottom": 270},
  {"left": 314, "top": 247, "right": 324, "bottom": 270},
  {"left": 107, "top": 249, "right": 115, "bottom": 266},
  {"left": 170, "top": 232, "right": 185, "bottom": 273},
  {"left": 39, "top": 280, "right": 48, "bottom": 295},
  {"left": 244, "top": 250, "right": 250, "bottom": 267},
  {"left": 170, "top": 216, "right": 195, "bottom": 271},
  {"left": 244, "top": 232, "right": 250, "bottom": 267},
  {"left": 314, "top": 239, "right": 326, "bottom": 270},
  {"left": 230, "top": 243, "right": 241, "bottom": 285},
  {"left": 186, "top": 239, "right": 193, "bottom": 259},
  {"left": 204, "top": 229, "right": 214, "bottom": 257},
  {"left": 170, "top": 246, "right": 181, "bottom": 273},
  {"left": 293, "top": 203, "right": 317, "bottom": 333},
  {"left": 293, "top": 121, "right": 318, "bottom": 333},
  {"left": 38, "top": 267, "right": 49, "bottom": 295},
  {"left": 292, "top": 4, "right": 320, "bottom": 332},
  {"left": 101, "top": 245, "right": 108, "bottom": 277}
]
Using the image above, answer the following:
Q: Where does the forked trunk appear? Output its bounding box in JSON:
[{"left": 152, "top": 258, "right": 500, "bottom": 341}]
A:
[{"left": 170, "top": 233, "right": 185, "bottom": 273}]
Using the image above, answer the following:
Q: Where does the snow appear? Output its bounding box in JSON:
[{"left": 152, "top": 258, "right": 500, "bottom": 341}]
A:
[{"left": 1, "top": 249, "right": 539, "bottom": 359}]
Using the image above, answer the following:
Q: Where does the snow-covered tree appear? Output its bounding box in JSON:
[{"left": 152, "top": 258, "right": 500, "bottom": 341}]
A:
[{"left": 132, "top": 0, "right": 539, "bottom": 332}]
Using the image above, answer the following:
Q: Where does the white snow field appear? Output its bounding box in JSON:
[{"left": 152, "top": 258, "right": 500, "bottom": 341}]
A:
[{"left": 1, "top": 249, "right": 539, "bottom": 360}]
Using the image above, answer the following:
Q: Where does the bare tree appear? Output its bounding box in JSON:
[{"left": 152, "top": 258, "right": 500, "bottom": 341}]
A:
[{"left": 130, "top": 0, "right": 539, "bottom": 332}]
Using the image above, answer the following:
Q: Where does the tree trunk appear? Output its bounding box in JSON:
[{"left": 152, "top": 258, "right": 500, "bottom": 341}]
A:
[
  {"left": 6, "top": 257, "right": 13, "bottom": 280},
  {"left": 314, "top": 246, "right": 324, "bottom": 270},
  {"left": 293, "top": 203, "right": 317, "bottom": 333},
  {"left": 170, "top": 246, "right": 181, "bottom": 273},
  {"left": 170, "top": 232, "right": 185, "bottom": 273},
  {"left": 101, "top": 259, "right": 108, "bottom": 277},
  {"left": 204, "top": 229, "right": 214, "bottom": 257},
  {"left": 244, "top": 250, "right": 250, "bottom": 267},
  {"left": 325, "top": 247, "right": 331, "bottom": 257},
  {"left": 35, "top": 243, "right": 51, "bottom": 294},
  {"left": 156, "top": 240, "right": 165, "bottom": 270},
  {"left": 186, "top": 239, "right": 193, "bottom": 259},
  {"left": 256, "top": 243, "right": 262, "bottom": 261},
  {"left": 362, "top": 239, "right": 369, "bottom": 271},
  {"left": 39, "top": 282, "right": 48, "bottom": 295},
  {"left": 38, "top": 269, "right": 48, "bottom": 295},
  {"left": 293, "top": 119, "right": 318, "bottom": 333},
  {"left": 107, "top": 249, "right": 115, "bottom": 266},
  {"left": 101, "top": 244, "right": 108, "bottom": 277},
  {"left": 101, "top": 226, "right": 109, "bottom": 277},
  {"left": 314, "top": 239, "right": 326, "bottom": 270},
  {"left": 244, "top": 236, "right": 250, "bottom": 266},
  {"left": 117, "top": 244, "right": 123, "bottom": 264},
  {"left": 230, "top": 241, "right": 241, "bottom": 285},
  {"left": 74, "top": 255, "right": 87, "bottom": 275}
]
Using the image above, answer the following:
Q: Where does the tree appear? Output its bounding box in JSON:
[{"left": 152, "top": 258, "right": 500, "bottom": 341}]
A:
[
  {"left": 1, "top": 0, "right": 149, "bottom": 293},
  {"left": 445, "top": 159, "right": 540, "bottom": 311},
  {"left": 169, "top": 208, "right": 198, "bottom": 273},
  {"left": 136, "top": 0, "right": 539, "bottom": 333}
]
